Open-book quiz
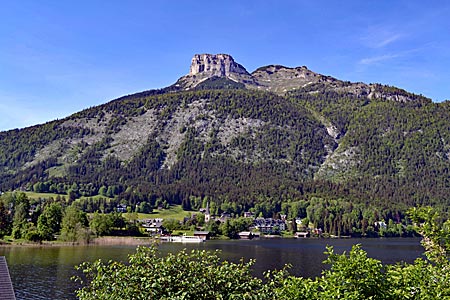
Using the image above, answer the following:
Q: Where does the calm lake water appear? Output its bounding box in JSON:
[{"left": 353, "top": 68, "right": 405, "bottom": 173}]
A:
[{"left": 0, "top": 238, "right": 423, "bottom": 300}]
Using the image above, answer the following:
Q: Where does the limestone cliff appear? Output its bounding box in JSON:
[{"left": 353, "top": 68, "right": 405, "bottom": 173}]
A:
[
  {"left": 172, "top": 53, "right": 429, "bottom": 104},
  {"left": 175, "top": 54, "right": 255, "bottom": 90},
  {"left": 189, "top": 54, "right": 249, "bottom": 77}
]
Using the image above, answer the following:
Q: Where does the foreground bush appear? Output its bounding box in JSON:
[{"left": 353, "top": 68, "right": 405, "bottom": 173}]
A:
[
  {"left": 75, "top": 207, "right": 450, "bottom": 300},
  {"left": 74, "top": 247, "right": 268, "bottom": 299}
]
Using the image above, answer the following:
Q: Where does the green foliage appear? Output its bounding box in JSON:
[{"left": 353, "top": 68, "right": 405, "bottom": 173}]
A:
[
  {"left": 290, "top": 87, "right": 450, "bottom": 209},
  {"left": 384, "top": 207, "right": 450, "bottom": 299},
  {"left": 408, "top": 207, "right": 450, "bottom": 265},
  {"left": 89, "top": 212, "right": 114, "bottom": 237},
  {"left": 60, "top": 205, "right": 90, "bottom": 243},
  {"left": 0, "top": 122, "right": 90, "bottom": 178},
  {"left": 0, "top": 200, "right": 11, "bottom": 238},
  {"left": 11, "top": 194, "right": 30, "bottom": 239},
  {"left": 24, "top": 225, "right": 41, "bottom": 242},
  {"left": 220, "top": 217, "right": 253, "bottom": 239},
  {"left": 74, "top": 246, "right": 268, "bottom": 300},
  {"left": 37, "top": 202, "right": 63, "bottom": 240},
  {"left": 75, "top": 207, "right": 450, "bottom": 300},
  {"left": 272, "top": 245, "right": 387, "bottom": 300},
  {"left": 319, "top": 245, "right": 387, "bottom": 299},
  {"left": 162, "top": 218, "right": 181, "bottom": 234},
  {"left": 76, "top": 196, "right": 118, "bottom": 213},
  {"left": 110, "top": 212, "right": 126, "bottom": 229},
  {"left": 137, "top": 201, "right": 152, "bottom": 214},
  {"left": 387, "top": 259, "right": 450, "bottom": 299},
  {"left": 87, "top": 212, "right": 126, "bottom": 236},
  {"left": 205, "top": 219, "right": 221, "bottom": 236}
]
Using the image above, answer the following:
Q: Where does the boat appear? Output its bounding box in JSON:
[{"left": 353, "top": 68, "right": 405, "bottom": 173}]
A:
[{"left": 159, "top": 235, "right": 204, "bottom": 243}]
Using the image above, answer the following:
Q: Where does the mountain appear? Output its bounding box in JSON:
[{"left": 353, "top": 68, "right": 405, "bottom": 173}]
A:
[
  {"left": 175, "top": 54, "right": 430, "bottom": 103},
  {"left": 1, "top": 53, "right": 449, "bottom": 224},
  {"left": 175, "top": 54, "right": 256, "bottom": 89}
]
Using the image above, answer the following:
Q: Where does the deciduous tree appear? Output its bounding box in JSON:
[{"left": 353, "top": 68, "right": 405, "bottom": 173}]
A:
[{"left": 60, "top": 205, "right": 89, "bottom": 243}]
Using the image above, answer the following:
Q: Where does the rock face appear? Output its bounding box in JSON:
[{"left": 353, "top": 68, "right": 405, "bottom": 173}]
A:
[
  {"left": 176, "top": 54, "right": 340, "bottom": 93},
  {"left": 173, "top": 53, "right": 430, "bottom": 104},
  {"left": 250, "top": 65, "right": 336, "bottom": 93},
  {"left": 189, "top": 54, "right": 249, "bottom": 77},
  {"left": 176, "top": 54, "right": 255, "bottom": 90}
]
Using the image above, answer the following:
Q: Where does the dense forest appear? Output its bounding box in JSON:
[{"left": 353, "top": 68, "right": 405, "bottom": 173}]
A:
[{"left": 1, "top": 78, "right": 450, "bottom": 236}]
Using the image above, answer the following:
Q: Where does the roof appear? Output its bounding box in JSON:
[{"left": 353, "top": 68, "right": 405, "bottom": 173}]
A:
[
  {"left": 238, "top": 231, "right": 253, "bottom": 236},
  {"left": 0, "top": 256, "right": 15, "bottom": 300},
  {"left": 193, "top": 231, "right": 210, "bottom": 235}
]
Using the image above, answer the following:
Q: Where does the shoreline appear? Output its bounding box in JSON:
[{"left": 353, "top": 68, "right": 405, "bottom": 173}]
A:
[
  {"left": 0, "top": 234, "right": 421, "bottom": 247},
  {"left": 0, "top": 236, "right": 156, "bottom": 247}
]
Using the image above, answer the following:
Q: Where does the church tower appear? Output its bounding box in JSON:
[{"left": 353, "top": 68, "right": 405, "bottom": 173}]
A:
[{"left": 205, "top": 202, "right": 211, "bottom": 223}]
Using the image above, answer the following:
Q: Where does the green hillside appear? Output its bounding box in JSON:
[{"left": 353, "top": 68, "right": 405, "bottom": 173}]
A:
[{"left": 1, "top": 56, "right": 450, "bottom": 237}]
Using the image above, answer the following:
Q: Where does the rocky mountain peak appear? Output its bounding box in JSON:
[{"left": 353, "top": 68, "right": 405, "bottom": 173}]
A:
[
  {"left": 175, "top": 54, "right": 255, "bottom": 90},
  {"left": 250, "top": 64, "right": 333, "bottom": 93},
  {"left": 189, "top": 54, "right": 250, "bottom": 77},
  {"left": 172, "top": 53, "right": 430, "bottom": 103}
]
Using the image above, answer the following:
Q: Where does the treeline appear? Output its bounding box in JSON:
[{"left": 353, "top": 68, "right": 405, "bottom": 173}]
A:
[
  {"left": 0, "top": 192, "right": 139, "bottom": 242},
  {"left": 1, "top": 189, "right": 419, "bottom": 238}
]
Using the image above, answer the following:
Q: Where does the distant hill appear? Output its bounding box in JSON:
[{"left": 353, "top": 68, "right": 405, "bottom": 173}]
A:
[{"left": 1, "top": 53, "right": 449, "bottom": 219}]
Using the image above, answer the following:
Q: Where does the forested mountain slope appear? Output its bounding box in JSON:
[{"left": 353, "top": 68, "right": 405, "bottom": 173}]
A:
[
  {"left": 1, "top": 53, "right": 449, "bottom": 218},
  {"left": 290, "top": 85, "right": 450, "bottom": 209}
]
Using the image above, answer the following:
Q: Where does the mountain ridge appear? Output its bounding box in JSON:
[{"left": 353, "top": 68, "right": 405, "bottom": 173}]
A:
[{"left": 171, "top": 54, "right": 431, "bottom": 104}]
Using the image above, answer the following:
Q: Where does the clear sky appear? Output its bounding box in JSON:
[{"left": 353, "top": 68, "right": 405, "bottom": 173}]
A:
[{"left": 1, "top": 0, "right": 449, "bottom": 131}]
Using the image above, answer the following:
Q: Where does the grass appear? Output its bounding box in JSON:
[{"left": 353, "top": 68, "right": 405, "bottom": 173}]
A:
[
  {"left": 77, "top": 195, "right": 114, "bottom": 201},
  {"left": 22, "top": 191, "right": 64, "bottom": 200},
  {"left": 124, "top": 205, "right": 192, "bottom": 221}
]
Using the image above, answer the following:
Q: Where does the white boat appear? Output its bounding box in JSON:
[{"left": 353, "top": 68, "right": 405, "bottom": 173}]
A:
[{"left": 160, "top": 235, "right": 204, "bottom": 243}]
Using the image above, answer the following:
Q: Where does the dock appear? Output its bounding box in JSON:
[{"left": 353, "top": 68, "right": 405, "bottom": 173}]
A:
[{"left": 0, "top": 256, "right": 15, "bottom": 300}]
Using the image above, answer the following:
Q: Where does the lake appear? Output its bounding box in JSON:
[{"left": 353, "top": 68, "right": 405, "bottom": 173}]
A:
[{"left": 0, "top": 238, "right": 423, "bottom": 300}]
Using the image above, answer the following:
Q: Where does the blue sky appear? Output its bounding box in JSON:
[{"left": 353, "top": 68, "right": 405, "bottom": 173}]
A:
[{"left": 1, "top": 1, "right": 449, "bottom": 131}]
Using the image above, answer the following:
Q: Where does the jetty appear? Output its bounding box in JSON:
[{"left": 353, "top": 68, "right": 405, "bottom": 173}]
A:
[{"left": 0, "top": 256, "right": 15, "bottom": 300}]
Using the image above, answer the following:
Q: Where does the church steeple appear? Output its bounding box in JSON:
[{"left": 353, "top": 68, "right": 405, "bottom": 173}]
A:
[{"left": 205, "top": 202, "right": 211, "bottom": 223}]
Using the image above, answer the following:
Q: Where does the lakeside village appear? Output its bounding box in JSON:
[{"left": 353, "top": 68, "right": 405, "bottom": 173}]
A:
[
  {"left": 141, "top": 203, "right": 333, "bottom": 242},
  {"left": 1, "top": 191, "right": 409, "bottom": 244}
]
